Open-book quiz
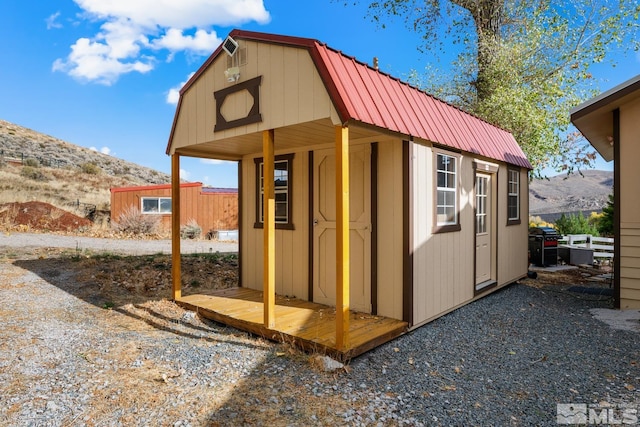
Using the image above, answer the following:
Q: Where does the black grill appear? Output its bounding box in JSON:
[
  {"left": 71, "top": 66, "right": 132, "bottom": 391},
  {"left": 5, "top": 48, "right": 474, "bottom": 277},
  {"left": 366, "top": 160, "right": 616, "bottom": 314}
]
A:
[{"left": 528, "top": 226, "right": 559, "bottom": 267}]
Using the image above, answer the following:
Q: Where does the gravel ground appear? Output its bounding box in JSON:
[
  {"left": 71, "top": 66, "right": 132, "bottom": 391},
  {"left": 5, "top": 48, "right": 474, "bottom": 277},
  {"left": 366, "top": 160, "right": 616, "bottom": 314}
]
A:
[
  {"left": 0, "top": 231, "right": 238, "bottom": 255},
  {"left": 1, "top": 234, "right": 639, "bottom": 426}
]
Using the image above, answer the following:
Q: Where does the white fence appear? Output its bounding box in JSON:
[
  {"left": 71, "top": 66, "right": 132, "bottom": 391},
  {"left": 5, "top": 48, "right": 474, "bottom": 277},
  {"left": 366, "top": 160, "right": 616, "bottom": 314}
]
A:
[{"left": 557, "top": 234, "right": 614, "bottom": 260}]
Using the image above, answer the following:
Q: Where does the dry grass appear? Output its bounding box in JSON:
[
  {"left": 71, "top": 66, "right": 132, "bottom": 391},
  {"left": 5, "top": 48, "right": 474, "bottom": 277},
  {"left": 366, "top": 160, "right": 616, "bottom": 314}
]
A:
[
  {"left": 112, "top": 205, "right": 161, "bottom": 235},
  {"left": 0, "top": 162, "right": 168, "bottom": 238},
  {"left": 0, "top": 204, "right": 19, "bottom": 229},
  {"left": 0, "top": 119, "right": 180, "bottom": 239},
  {"left": 0, "top": 164, "right": 136, "bottom": 216}
]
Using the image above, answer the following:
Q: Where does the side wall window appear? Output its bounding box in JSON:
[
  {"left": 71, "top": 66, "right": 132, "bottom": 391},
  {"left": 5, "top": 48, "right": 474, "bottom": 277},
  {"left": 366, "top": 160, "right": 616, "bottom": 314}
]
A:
[
  {"left": 507, "top": 167, "right": 521, "bottom": 225},
  {"left": 254, "top": 153, "right": 294, "bottom": 230},
  {"left": 141, "top": 197, "right": 172, "bottom": 214},
  {"left": 434, "top": 151, "right": 461, "bottom": 233}
]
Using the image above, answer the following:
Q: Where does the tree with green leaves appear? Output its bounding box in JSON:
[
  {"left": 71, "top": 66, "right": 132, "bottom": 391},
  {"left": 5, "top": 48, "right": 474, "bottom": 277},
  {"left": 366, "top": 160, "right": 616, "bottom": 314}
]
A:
[
  {"left": 597, "top": 193, "right": 614, "bottom": 236},
  {"left": 554, "top": 211, "right": 599, "bottom": 236},
  {"left": 353, "top": 0, "right": 639, "bottom": 175}
]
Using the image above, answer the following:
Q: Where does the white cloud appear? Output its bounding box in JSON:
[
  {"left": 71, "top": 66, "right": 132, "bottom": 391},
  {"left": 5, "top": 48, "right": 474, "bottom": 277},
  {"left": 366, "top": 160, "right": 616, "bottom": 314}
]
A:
[
  {"left": 201, "top": 158, "right": 233, "bottom": 165},
  {"left": 166, "top": 71, "right": 195, "bottom": 104},
  {"left": 179, "top": 168, "right": 191, "bottom": 180},
  {"left": 153, "top": 28, "right": 221, "bottom": 55},
  {"left": 53, "top": 36, "right": 154, "bottom": 85},
  {"left": 89, "top": 146, "right": 113, "bottom": 155},
  {"left": 54, "top": 0, "right": 270, "bottom": 84},
  {"left": 46, "top": 12, "right": 63, "bottom": 30}
]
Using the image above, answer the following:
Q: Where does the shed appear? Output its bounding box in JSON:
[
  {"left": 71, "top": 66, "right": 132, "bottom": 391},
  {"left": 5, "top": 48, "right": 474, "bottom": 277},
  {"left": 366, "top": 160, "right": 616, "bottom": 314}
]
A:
[
  {"left": 166, "top": 29, "right": 532, "bottom": 358},
  {"left": 110, "top": 182, "right": 238, "bottom": 234},
  {"left": 571, "top": 74, "right": 640, "bottom": 309}
]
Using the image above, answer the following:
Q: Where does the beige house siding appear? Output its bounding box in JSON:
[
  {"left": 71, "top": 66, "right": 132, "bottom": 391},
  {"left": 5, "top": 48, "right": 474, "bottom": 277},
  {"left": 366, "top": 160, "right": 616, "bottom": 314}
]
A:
[
  {"left": 409, "top": 143, "right": 528, "bottom": 327},
  {"left": 375, "top": 139, "right": 404, "bottom": 320},
  {"left": 619, "top": 97, "right": 640, "bottom": 308},
  {"left": 240, "top": 150, "right": 310, "bottom": 299},
  {"left": 411, "top": 142, "right": 475, "bottom": 326},
  {"left": 238, "top": 137, "right": 529, "bottom": 323},
  {"left": 497, "top": 167, "right": 529, "bottom": 285},
  {"left": 170, "top": 40, "right": 339, "bottom": 156}
]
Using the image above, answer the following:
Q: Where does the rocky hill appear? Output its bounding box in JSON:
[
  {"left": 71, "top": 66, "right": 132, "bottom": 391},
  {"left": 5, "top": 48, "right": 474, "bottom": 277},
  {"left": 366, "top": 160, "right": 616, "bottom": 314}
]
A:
[
  {"left": 529, "top": 169, "right": 613, "bottom": 222},
  {"left": 0, "top": 119, "right": 169, "bottom": 183},
  {"left": 0, "top": 119, "right": 171, "bottom": 225}
]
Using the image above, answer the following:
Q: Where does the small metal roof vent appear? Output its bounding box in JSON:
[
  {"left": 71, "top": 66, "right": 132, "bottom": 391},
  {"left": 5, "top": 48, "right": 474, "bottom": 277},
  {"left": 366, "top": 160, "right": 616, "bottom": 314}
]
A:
[{"left": 222, "top": 36, "right": 239, "bottom": 57}]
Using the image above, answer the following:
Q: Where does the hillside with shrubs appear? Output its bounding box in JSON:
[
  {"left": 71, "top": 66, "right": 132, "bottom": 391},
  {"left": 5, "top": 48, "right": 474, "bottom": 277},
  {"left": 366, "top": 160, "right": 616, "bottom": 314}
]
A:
[{"left": 0, "top": 119, "right": 171, "bottom": 233}]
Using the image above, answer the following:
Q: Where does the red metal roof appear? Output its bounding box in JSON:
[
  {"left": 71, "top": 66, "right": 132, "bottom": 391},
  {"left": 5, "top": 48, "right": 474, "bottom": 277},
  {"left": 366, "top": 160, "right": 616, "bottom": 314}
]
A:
[
  {"left": 309, "top": 40, "right": 531, "bottom": 168},
  {"left": 170, "top": 30, "right": 532, "bottom": 169}
]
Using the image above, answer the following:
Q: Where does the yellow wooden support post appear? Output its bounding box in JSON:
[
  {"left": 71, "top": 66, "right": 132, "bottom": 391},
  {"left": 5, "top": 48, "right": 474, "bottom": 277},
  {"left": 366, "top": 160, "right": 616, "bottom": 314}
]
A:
[
  {"left": 336, "top": 125, "right": 350, "bottom": 350},
  {"left": 171, "top": 154, "right": 181, "bottom": 301},
  {"left": 263, "top": 129, "right": 276, "bottom": 328}
]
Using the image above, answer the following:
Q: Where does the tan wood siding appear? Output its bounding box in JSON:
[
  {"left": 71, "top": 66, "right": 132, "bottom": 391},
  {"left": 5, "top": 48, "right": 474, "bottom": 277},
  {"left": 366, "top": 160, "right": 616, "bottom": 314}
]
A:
[
  {"left": 620, "top": 224, "right": 640, "bottom": 308},
  {"left": 619, "top": 98, "right": 640, "bottom": 308},
  {"left": 170, "top": 41, "right": 339, "bottom": 154},
  {"left": 411, "top": 143, "right": 527, "bottom": 326},
  {"left": 620, "top": 286, "right": 640, "bottom": 308},
  {"left": 411, "top": 142, "right": 475, "bottom": 325},
  {"left": 621, "top": 267, "right": 640, "bottom": 279},
  {"left": 240, "top": 151, "right": 309, "bottom": 299},
  {"left": 376, "top": 140, "right": 404, "bottom": 320},
  {"left": 110, "top": 184, "right": 238, "bottom": 234},
  {"left": 497, "top": 167, "right": 529, "bottom": 284}
]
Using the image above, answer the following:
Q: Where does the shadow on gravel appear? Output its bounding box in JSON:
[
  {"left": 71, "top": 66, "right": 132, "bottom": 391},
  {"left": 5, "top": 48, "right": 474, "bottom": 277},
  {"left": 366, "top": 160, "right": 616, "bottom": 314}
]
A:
[
  {"left": 11, "top": 253, "right": 640, "bottom": 425},
  {"left": 12, "top": 254, "right": 264, "bottom": 350}
]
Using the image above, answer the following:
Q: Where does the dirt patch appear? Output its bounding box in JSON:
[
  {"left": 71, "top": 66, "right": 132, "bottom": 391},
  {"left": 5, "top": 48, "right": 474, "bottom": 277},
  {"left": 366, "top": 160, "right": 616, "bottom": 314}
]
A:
[
  {"left": 5, "top": 247, "right": 238, "bottom": 309},
  {"left": 0, "top": 201, "right": 92, "bottom": 232},
  {"left": 521, "top": 265, "right": 614, "bottom": 297}
]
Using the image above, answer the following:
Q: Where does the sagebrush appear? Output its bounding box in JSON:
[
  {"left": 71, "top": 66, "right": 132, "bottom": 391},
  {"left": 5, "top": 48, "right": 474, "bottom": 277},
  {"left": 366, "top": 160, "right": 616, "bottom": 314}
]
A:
[
  {"left": 180, "top": 219, "right": 202, "bottom": 239},
  {"left": 113, "top": 205, "right": 160, "bottom": 235}
]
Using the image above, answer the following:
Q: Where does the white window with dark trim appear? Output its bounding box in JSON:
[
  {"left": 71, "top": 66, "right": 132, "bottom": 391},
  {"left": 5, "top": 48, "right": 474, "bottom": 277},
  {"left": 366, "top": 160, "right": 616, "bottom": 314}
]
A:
[
  {"left": 255, "top": 154, "right": 294, "bottom": 229},
  {"left": 436, "top": 152, "right": 458, "bottom": 227},
  {"left": 476, "top": 175, "right": 488, "bottom": 234},
  {"left": 141, "top": 197, "right": 171, "bottom": 214},
  {"left": 507, "top": 168, "right": 520, "bottom": 224}
]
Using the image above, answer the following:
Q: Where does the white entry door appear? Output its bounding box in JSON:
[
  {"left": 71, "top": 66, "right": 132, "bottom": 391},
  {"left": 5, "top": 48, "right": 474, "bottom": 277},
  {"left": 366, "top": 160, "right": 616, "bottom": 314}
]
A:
[
  {"left": 313, "top": 145, "right": 371, "bottom": 313},
  {"left": 475, "top": 173, "right": 492, "bottom": 286}
]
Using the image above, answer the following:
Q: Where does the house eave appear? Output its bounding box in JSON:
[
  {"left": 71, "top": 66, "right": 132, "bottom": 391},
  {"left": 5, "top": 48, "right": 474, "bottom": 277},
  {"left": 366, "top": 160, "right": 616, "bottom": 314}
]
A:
[{"left": 571, "top": 74, "right": 640, "bottom": 162}]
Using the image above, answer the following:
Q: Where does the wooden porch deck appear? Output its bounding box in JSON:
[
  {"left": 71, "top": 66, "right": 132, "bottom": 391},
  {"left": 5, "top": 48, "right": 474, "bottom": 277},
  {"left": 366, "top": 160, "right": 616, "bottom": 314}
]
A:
[{"left": 176, "top": 288, "right": 408, "bottom": 360}]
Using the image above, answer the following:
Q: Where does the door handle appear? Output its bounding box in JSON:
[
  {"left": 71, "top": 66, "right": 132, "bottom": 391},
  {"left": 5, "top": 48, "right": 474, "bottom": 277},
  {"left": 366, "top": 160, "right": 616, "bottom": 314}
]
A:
[{"left": 313, "top": 219, "right": 318, "bottom": 226}]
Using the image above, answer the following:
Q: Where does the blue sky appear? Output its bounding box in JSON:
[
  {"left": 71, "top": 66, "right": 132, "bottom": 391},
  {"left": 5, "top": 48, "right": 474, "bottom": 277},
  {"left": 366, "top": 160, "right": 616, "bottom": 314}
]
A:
[{"left": 1, "top": 1, "right": 636, "bottom": 188}]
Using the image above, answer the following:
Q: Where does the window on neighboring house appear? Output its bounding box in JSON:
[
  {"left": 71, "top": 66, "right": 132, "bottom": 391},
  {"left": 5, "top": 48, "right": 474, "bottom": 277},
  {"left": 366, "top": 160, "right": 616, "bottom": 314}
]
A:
[
  {"left": 507, "top": 167, "right": 521, "bottom": 225},
  {"left": 435, "top": 152, "right": 460, "bottom": 232},
  {"left": 141, "top": 197, "right": 172, "bottom": 214},
  {"left": 255, "top": 154, "right": 294, "bottom": 229}
]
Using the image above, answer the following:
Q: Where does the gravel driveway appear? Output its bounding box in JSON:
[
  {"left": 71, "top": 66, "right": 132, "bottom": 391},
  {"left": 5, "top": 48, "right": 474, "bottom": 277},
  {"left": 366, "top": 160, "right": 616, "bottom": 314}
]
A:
[
  {"left": 1, "top": 234, "right": 639, "bottom": 426},
  {"left": 0, "top": 231, "right": 238, "bottom": 255}
]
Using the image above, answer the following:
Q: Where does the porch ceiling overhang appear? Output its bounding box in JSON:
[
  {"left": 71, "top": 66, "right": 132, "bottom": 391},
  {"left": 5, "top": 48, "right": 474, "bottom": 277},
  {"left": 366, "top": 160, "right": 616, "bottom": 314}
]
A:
[
  {"left": 571, "top": 74, "right": 640, "bottom": 162},
  {"left": 172, "top": 118, "right": 382, "bottom": 160}
]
